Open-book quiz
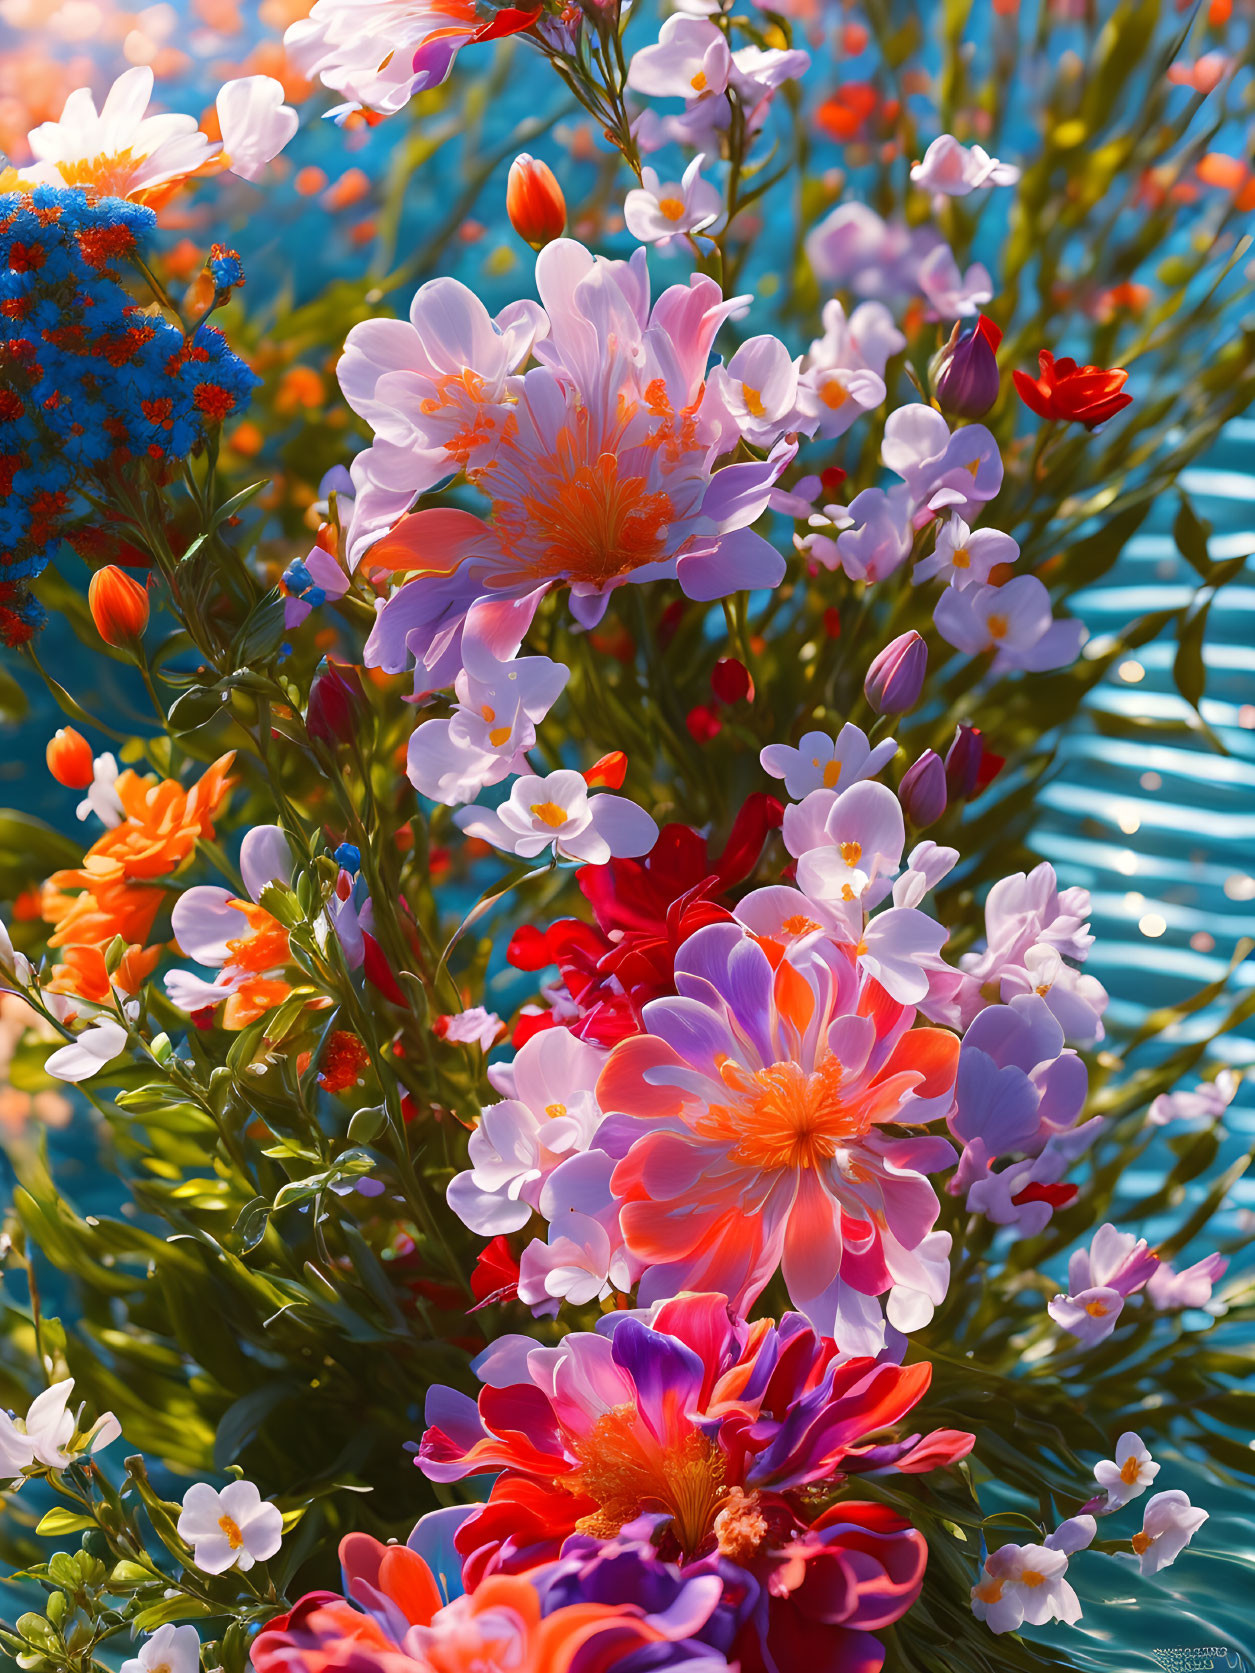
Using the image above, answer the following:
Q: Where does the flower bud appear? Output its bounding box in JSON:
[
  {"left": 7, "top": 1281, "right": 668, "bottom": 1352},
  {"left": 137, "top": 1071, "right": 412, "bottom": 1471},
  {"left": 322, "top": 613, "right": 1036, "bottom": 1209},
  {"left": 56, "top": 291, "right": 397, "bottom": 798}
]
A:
[
  {"left": 306, "top": 660, "right": 361, "bottom": 745},
  {"left": 507, "top": 154, "right": 567, "bottom": 249},
  {"left": 46, "top": 726, "right": 94, "bottom": 789},
  {"left": 864, "top": 630, "right": 927, "bottom": 715},
  {"left": 899, "top": 750, "right": 947, "bottom": 827},
  {"left": 944, "top": 723, "right": 984, "bottom": 799},
  {"left": 88, "top": 565, "right": 149, "bottom": 649},
  {"left": 711, "top": 656, "right": 753, "bottom": 704},
  {"left": 933, "top": 315, "right": 1002, "bottom": 419}
]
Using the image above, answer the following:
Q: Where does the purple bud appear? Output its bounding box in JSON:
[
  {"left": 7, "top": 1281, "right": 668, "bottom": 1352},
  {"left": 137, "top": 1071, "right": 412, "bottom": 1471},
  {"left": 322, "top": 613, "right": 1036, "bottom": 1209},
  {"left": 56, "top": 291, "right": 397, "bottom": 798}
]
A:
[
  {"left": 944, "top": 723, "right": 984, "bottom": 799},
  {"left": 864, "top": 630, "right": 927, "bottom": 715},
  {"left": 307, "top": 661, "right": 361, "bottom": 745},
  {"left": 899, "top": 750, "right": 947, "bottom": 827},
  {"left": 933, "top": 315, "right": 1002, "bottom": 420}
]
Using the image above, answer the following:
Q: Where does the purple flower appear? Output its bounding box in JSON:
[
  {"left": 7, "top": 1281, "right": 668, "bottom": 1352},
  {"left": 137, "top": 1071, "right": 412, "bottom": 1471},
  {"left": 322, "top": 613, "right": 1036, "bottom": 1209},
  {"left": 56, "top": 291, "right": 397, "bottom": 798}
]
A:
[
  {"left": 898, "top": 751, "right": 947, "bottom": 827},
  {"left": 865, "top": 631, "right": 928, "bottom": 715}
]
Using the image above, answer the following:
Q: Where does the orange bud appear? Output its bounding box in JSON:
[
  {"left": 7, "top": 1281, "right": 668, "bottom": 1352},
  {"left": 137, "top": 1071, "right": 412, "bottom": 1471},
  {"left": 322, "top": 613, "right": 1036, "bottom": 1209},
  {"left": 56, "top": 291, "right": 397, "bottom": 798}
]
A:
[
  {"left": 506, "top": 154, "right": 566, "bottom": 249},
  {"left": 88, "top": 565, "right": 150, "bottom": 648},
  {"left": 46, "top": 726, "right": 95, "bottom": 789},
  {"left": 583, "top": 751, "right": 628, "bottom": 789}
]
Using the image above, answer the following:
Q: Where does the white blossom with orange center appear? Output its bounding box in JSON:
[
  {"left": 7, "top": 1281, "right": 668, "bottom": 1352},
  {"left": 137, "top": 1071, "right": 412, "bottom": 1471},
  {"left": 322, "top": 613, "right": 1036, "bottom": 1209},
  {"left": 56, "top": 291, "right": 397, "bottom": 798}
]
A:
[{"left": 176, "top": 1479, "right": 282, "bottom": 1575}]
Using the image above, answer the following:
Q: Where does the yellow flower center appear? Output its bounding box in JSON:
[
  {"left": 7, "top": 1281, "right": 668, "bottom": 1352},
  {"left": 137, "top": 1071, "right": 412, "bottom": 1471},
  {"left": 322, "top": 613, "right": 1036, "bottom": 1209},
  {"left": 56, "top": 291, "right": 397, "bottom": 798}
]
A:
[
  {"left": 952, "top": 546, "right": 971, "bottom": 568},
  {"left": 821, "top": 758, "right": 843, "bottom": 788},
  {"left": 530, "top": 801, "right": 570, "bottom": 828},
  {"left": 659, "top": 196, "right": 687, "bottom": 222},
  {"left": 218, "top": 1514, "right": 244, "bottom": 1550},
  {"left": 1121, "top": 1455, "right": 1143, "bottom": 1484},
  {"left": 573, "top": 1405, "right": 738, "bottom": 1559},
  {"left": 987, "top": 612, "right": 1008, "bottom": 640},
  {"left": 1131, "top": 1531, "right": 1154, "bottom": 1555},
  {"left": 741, "top": 384, "right": 766, "bottom": 418},
  {"left": 840, "top": 840, "right": 862, "bottom": 866},
  {"left": 1085, "top": 1299, "right": 1110, "bottom": 1317},
  {"left": 1019, "top": 1569, "right": 1046, "bottom": 1588},
  {"left": 820, "top": 379, "right": 849, "bottom": 409}
]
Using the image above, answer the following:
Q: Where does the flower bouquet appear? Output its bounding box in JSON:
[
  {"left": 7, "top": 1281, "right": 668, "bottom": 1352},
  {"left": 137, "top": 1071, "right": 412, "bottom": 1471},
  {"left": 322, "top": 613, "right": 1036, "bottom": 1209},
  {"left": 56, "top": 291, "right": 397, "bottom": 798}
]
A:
[{"left": 0, "top": 2, "right": 1252, "bottom": 1672}]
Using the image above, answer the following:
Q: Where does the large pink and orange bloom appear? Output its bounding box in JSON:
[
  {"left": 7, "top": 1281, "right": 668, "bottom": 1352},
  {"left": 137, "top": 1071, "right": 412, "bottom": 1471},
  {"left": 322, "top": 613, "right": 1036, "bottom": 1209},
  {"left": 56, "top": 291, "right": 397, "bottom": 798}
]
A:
[
  {"left": 340, "top": 241, "right": 797, "bottom": 687},
  {"left": 600, "top": 921, "right": 959, "bottom": 1351}
]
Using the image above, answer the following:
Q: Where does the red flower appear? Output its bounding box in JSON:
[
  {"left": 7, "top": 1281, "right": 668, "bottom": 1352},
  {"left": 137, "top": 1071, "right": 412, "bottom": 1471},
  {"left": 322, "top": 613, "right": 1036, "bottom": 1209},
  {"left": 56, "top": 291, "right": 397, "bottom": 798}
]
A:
[
  {"left": 506, "top": 794, "right": 783, "bottom": 1046},
  {"left": 1012, "top": 351, "right": 1132, "bottom": 428}
]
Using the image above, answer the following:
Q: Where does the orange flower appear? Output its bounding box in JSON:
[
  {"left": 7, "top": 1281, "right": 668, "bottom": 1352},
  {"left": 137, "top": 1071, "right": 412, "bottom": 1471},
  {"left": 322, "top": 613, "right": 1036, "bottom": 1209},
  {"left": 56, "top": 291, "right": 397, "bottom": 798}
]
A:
[
  {"left": 88, "top": 565, "right": 151, "bottom": 649},
  {"left": 46, "top": 943, "right": 161, "bottom": 1003},
  {"left": 506, "top": 154, "right": 567, "bottom": 249},
  {"left": 46, "top": 727, "right": 94, "bottom": 789}
]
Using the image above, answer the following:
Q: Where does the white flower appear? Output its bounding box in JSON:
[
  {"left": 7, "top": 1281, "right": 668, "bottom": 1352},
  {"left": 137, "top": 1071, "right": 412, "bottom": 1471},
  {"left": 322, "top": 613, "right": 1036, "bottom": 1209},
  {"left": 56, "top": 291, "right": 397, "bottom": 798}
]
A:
[
  {"left": 455, "top": 771, "right": 658, "bottom": 864},
  {"left": 624, "top": 154, "right": 724, "bottom": 248},
  {"left": 971, "top": 1541, "right": 1081, "bottom": 1634},
  {"left": 435, "top": 1007, "right": 503, "bottom": 1051},
  {"left": 120, "top": 1623, "right": 201, "bottom": 1673},
  {"left": 177, "top": 1480, "right": 282, "bottom": 1575},
  {"left": 910, "top": 134, "right": 1021, "bottom": 196},
  {"left": 1131, "top": 1490, "right": 1208, "bottom": 1575},
  {"left": 45, "top": 1017, "right": 128, "bottom": 1084},
  {"left": 76, "top": 752, "right": 125, "bottom": 827},
  {"left": 0, "top": 1379, "right": 120, "bottom": 1481},
  {"left": 24, "top": 67, "right": 215, "bottom": 199},
  {"left": 216, "top": 77, "right": 299, "bottom": 183},
  {"left": 761, "top": 723, "right": 898, "bottom": 802},
  {"left": 1094, "top": 1432, "right": 1160, "bottom": 1508},
  {"left": 0, "top": 917, "right": 33, "bottom": 991}
]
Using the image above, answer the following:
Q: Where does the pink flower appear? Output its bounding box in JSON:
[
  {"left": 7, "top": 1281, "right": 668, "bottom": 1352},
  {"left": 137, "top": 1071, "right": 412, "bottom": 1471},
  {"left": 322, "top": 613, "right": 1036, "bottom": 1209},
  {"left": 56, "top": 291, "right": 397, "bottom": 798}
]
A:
[
  {"left": 914, "top": 513, "right": 1019, "bottom": 588},
  {"left": 344, "top": 242, "right": 795, "bottom": 687},
  {"left": 910, "top": 135, "right": 1020, "bottom": 196},
  {"left": 1131, "top": 1491, "right": 1208, "bottom": 1575},
  {"left": 1149, "top": 1069, "right": 1241, "bottom": 1126},
  {"left": 917, "top": 245, "right": 994, "bottom": 319},
  {"left": 795, "top": 299, "right": 901, "bottom": 439},
  {"left": 285, "top": 0, "right": 529, "bottom": 115},
  {"left": 434, "top": 1007, "right": 503, "bottom": 1052},
  {"left": 934, "top": 576, "right": 1085, "bottom": 672},
  {"left": 881, "top": 404, "right": 1003, "bottom": 516},
  {"left": 1094, "top": 1432, "right": 1159, "bottom": 1509},
  {"left": 407, "top": 609, "right": 567, "bottom": 806},
  {"left": 602, "top": 919, "right": 959, "bottom": 1351},
  {"left": 832, "top": 485, "right": 914, "bottom": 583},
  {"left": 708, "top": 334, "right": 801, "bottom": 447},
  {"left": 446, "top": 1028, "right": 606, "bottom": 1235},
  {"left": 624, "top": 154, "right": 724, "bottom": 248},
  {"left": 1048, "top": 1223, "right": 1161, "bottom": 1343},
  {"left": 1145, "top": 1252, "right": 1228, "bottom": 1310},
  {"left": 454, "top": 771, "right": 658, "bottom": 863},
  {"left": 627, "top": 15, "right": 732, "bottom": 102},
  {"left": 971, "top": 1542, "right": 1081, "bottom": 1634},
  {"left": 760, "top": 723, "right": 898, "bottom": 801}
]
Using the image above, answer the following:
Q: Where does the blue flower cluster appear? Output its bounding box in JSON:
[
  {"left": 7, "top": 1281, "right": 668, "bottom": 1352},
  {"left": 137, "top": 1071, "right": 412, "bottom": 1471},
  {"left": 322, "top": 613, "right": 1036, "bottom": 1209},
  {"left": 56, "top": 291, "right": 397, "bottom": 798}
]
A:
[{"left": 0, "top": 185, "right": 260, "bottom": 644}]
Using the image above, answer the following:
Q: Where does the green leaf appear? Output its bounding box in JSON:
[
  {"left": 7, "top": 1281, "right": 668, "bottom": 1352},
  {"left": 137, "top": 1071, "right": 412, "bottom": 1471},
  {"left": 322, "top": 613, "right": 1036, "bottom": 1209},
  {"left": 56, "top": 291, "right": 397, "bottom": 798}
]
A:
[{"left": 34, "top": 1508, "right": 96, "bottom": 1537}]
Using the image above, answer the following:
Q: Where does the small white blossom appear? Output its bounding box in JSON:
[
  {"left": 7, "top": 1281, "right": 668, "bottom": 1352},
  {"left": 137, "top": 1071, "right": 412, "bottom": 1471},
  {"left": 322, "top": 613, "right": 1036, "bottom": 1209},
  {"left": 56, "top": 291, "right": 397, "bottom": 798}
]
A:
[
  {"left": 1094, "top": 1432, "right": 1159, "bottom": 1509},
  {"left": 177, "top": 1480, "right": 282, "bottom": 1575}
]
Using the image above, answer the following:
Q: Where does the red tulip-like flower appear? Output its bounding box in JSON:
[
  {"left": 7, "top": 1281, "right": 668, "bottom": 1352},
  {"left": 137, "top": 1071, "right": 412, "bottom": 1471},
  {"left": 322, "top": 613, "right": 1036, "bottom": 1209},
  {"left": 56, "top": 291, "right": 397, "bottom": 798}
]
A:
[
  {"left": 45, "top": 727, "right": 95, "bottom": 789},
  {"left": 88, "top": 565, "right": 150, "bottom": 649},
  {"left": 1012, "top": 351, "right": 1132, "bottom": 428},
  {"left": 506, "top": 154, "right": 567, "bottom": 249}
]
